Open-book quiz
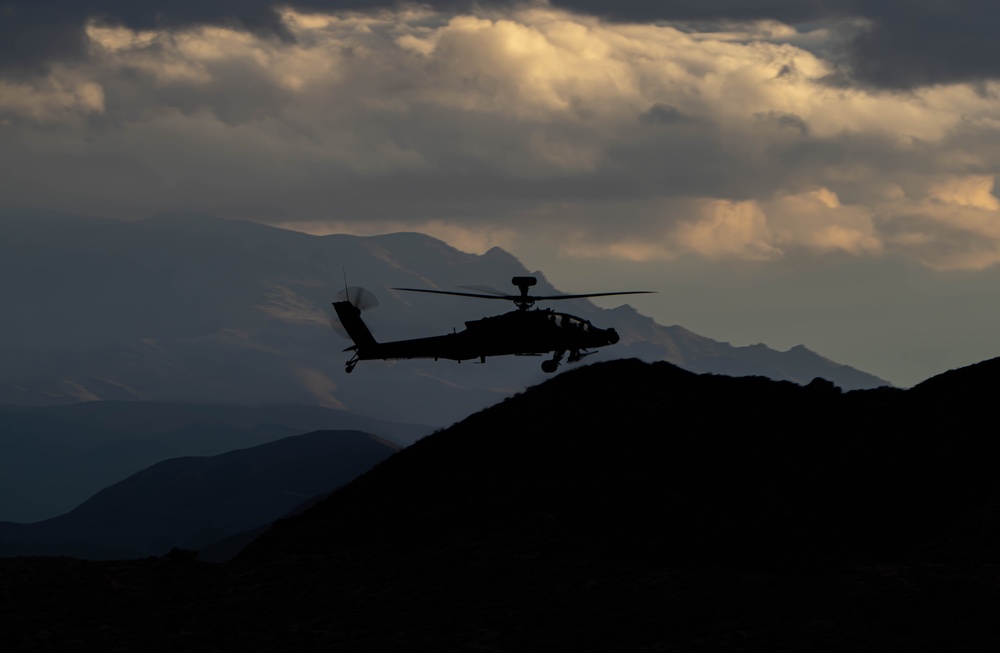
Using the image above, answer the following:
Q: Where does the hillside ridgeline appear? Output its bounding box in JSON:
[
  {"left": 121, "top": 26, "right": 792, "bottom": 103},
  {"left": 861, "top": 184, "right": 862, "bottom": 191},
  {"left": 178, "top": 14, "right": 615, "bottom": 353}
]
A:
[{"left": 2, "top": 358, "right": 998, "bottom": 651}]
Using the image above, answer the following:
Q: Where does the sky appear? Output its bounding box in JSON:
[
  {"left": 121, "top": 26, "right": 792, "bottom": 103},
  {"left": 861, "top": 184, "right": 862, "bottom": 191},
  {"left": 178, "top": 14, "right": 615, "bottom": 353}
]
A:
[{"left": 4, "top": 0, "right": 1000, "bottom": 386}]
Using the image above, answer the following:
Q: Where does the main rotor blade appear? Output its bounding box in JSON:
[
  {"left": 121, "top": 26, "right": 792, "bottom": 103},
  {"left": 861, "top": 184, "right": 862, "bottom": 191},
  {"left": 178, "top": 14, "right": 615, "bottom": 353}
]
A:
[
  {"left": 393, "top": 287, "right": 517, "bottom": 301},
  {"left": 525, "top": 291, "right": 656, "bottom": 301},
  {"left": 395, "top": 287, "right": 655, "bottom": 302},
  {"left": 457, "top": 285, "right": 508, "bottom": 296}
]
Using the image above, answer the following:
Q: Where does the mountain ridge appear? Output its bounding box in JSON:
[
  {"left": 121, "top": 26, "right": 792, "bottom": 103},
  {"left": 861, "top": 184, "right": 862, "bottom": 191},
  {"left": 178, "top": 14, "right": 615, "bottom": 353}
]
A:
[
  {"left": 0, "top": 210, "right": 888, "bottom": 425},
  {"left": 0, "top": 355, "right": 997, "bottom": 651},
  {"left": 0, "top": 429, "right": 397, "bottom": 559},
  {"left": 0, "top": 401, "right": 429, "bottom": 522}
]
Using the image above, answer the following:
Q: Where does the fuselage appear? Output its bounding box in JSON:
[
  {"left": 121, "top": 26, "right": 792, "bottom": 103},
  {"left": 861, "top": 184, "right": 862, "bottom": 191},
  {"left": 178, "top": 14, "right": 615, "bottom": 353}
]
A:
[{"left": 333, "top": 301, "right": 619, "bottom": 363}]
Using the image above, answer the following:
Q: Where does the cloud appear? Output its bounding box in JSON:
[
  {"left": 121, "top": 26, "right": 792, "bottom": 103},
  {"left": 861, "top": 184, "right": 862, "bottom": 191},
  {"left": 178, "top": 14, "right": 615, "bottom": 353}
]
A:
[
  {"left": 878, "top": 175, "right": 1000, "bottom": 271},
  {"left": 765, "top": 188, "right": 881, "bottom": 256},
  {"left": 639, "top": 103, "right": 690, "bottom": 125},
  {"left": 0, "top": 71, "right": 104, "bottom": 122},
  {"left": 0, "top": 6, "right": 86, "bottom": 74},
  {"left": 673, "top": 199, "right": 781, "bottom": 261},
  {"left": 549, "top": 0, "right": 847, "bottom": 23},
  {"left": 552, "top": 1, "right": 1000, "bottom": 89},
  {"left": 755, "top": 111, "right": 809, "bottom": 136},
  {"left": 927, "top": 175, "right": 1000, "bottom": 211},
  {"left": 4, "top": 1, "right": 1000, "bottom": 90},
  {"left": 846, "top": 0, "right": 1000, "bottom": 89},
  {"left": 3, "top": 5, "right": 1000, "bottom": 271},
  {"left": 546, "top": 188, "right": 883, "bottom": 263}
]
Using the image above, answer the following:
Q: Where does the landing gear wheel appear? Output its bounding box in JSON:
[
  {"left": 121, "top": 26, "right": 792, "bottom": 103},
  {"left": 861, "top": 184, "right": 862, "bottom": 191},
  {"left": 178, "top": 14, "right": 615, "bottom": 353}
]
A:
[
  {"left": 346, "top": 360, "right": 358, "bottom": 373},
  {"left": 541, "top": 359, "right": 559, "bottom": 373}
]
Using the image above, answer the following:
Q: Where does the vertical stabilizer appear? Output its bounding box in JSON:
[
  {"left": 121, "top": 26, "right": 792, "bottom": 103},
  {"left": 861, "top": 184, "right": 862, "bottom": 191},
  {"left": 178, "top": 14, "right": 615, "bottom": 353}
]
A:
[{"left": 332, "top": 300, "right": 378, "bottom": 350}]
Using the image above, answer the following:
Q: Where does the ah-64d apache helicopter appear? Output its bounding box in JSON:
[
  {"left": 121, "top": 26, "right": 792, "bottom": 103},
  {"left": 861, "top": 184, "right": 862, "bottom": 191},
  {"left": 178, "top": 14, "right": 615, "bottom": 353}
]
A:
[{"left": 331, "top": 276, "right": 652, "bottom": 374}]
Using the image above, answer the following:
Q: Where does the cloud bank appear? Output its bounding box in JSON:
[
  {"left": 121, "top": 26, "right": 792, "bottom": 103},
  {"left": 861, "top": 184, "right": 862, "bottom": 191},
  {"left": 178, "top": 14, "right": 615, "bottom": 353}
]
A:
[{"left": 3, "top": 3, "right": 1000, "bottom": 270}]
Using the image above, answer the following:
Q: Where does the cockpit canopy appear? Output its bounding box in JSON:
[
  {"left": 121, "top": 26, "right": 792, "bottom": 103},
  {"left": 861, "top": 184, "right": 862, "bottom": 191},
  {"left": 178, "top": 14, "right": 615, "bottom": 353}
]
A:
[{"left": 550, "top": 313, "right": 592, "bottom": 331}]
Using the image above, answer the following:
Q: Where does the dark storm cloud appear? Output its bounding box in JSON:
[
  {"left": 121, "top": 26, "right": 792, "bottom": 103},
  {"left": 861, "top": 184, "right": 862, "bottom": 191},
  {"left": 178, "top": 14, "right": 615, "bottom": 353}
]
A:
[
  {"left": 0, "top": 3, "right": 89, "bottom": 74},
  {"left": 755, "top": 111, "right": 810, "bottom": 136},
  {"left": 550, "top": 0, "right": 855, "bottom": 23},
  {"left": 6, "top": 0, "right": 1000, "bottom": 88},
  {"left": 0, "top": 0, "right": 401, "bottom": 71},
  {"left": 849, "top": 0, "right": 1000, "bottom": 88},
  {"left": 639, "top": 103, "right": 691, "bottom": 126},
  {"left": 556, "top": 0, "right": 1000, "bottom": 89}
]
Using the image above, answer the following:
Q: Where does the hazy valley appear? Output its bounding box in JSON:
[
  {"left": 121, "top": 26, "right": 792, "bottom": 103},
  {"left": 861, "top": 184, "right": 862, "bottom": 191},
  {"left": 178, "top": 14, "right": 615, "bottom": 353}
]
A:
[{"left": 3, "top": 357, "right": 1000, "bottom": 650}]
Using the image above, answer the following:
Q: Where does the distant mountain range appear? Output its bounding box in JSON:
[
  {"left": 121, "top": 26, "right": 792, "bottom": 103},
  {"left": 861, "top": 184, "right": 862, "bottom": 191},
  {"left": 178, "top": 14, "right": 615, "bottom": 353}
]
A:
[
  {"left": 0, "top": 402, "right": 428, "bottom": 522},
  {"left": 0, "top": 210, "right": 888, "bottom": 429},
  {"left": 0, "top": 430, "right": 397, "bottom": 559},
  {"left": 1, "top": 356, "right": 999, "bottom": 650}
]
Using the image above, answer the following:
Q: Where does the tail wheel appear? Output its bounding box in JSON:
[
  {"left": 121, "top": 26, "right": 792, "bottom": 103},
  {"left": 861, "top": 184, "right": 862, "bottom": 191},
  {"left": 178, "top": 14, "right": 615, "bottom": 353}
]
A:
[{"left": 541, "top": 359, "right": 559, "bottom": 373}]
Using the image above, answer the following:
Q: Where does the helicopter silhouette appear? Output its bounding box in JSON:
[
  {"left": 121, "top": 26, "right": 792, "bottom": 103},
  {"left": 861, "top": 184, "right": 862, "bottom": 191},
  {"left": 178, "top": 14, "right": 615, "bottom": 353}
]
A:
[{"left": 332, "top": 276, "right": 653, "bottom": 373}]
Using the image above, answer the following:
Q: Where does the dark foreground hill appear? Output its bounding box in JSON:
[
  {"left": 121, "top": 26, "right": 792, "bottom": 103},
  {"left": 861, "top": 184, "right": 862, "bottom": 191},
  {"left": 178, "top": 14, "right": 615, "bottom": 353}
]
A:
[{"left": 3, "top": 359, "right": 1000, "bottom": 652}]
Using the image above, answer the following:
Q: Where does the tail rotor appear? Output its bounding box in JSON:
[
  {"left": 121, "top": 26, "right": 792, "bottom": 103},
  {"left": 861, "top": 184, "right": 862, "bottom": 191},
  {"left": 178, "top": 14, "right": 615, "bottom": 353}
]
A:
[{"left": 338, "top": 286, "right": 380, "bottom": 312}]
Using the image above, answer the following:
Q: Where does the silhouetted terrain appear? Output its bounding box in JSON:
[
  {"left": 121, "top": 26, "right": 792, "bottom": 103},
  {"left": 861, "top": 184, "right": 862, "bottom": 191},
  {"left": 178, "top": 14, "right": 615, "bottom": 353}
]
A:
[
  {"left": 196, "top": 488, "right": 338, "bottom": 563},
  {"left": 0, "top": 211, "right": 886, "bottom": 427},
  {"left": 0, "top": 430, "right": 397, "bottom": 559},
  {"left": 0, "top": 402, "right": 428, "bottom": 522},
  {"left": 1, "top": 358, "right": 999, "bottom": 651}
]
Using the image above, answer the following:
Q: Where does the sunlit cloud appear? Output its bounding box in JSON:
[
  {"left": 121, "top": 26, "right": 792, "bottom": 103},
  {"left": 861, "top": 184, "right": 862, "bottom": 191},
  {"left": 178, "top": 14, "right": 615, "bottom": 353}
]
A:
[
  {"left": 880, "top": 175, "right": 1000, "bottom": 271},
  {"left": 0, "top": 69, "right": 104, "bottom": 123}
]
